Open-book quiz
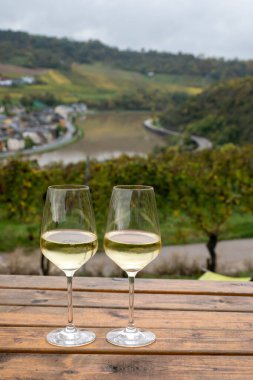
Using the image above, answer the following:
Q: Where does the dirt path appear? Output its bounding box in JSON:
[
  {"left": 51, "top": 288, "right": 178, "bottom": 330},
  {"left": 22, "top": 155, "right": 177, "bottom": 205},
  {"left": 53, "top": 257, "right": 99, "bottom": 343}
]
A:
[{"left": 0, "top": 238, "right": 252, "bottom": 276}]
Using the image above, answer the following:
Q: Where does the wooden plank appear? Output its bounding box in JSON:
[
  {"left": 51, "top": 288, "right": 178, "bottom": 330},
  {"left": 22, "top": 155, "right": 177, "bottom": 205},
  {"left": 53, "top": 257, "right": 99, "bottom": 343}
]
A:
[
  {"left": 1, "top": 275, "right": 253, "bottom": 296},
  {"left": 1, "top": 288, "right": 253, "bottom": 312},
  {"left": 0, "top": 305, "right": 252, "bottom": 330},
  {"left": 1, "top": 326, "right": 253, "bottom": 355},
  {"left": 1, "top": 354, "right": 253, "bottom": 380}
]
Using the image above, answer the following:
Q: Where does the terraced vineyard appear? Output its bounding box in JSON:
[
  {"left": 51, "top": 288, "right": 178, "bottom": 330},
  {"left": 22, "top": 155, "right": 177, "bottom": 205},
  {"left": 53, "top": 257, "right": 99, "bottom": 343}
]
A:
[{"left": 0, "top": 62, "right": 205, "bottom": 105}]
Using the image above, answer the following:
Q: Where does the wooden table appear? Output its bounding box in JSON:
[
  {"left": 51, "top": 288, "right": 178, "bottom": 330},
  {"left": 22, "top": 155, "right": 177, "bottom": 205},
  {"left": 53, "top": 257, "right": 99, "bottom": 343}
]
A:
[{"left": 0, "top": 275, "right": 253, "bottom": 379}]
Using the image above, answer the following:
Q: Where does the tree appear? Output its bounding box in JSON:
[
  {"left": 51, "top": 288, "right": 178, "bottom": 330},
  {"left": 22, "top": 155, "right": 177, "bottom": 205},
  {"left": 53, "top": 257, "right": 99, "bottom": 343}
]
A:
[
  {"left": 2, "top": 95, "right": 12, "bottom": 115},
  {"left": 167, "top": 145, "right": 253, "bottom": 271}
]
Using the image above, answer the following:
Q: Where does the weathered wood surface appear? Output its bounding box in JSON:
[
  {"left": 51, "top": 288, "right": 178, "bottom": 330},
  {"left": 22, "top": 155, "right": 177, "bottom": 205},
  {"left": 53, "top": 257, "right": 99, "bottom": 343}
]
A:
[
  {"left": 1, "top": 326, "right": 253, "bottom": 355},
  {"left": 1, "top": 288, "right": 253, "bottom": 312},
  {"left": 0, "top": 275, "right": 253, "bottom": 379},
  {"left": 1, "top": 274, "right": 253, "bottom": 295},
  {"left": 1, "top": 305, "right": 253, "bottom": 330},
  {"left": 1, "top": 354, "right": 253, "bottom": 380}
]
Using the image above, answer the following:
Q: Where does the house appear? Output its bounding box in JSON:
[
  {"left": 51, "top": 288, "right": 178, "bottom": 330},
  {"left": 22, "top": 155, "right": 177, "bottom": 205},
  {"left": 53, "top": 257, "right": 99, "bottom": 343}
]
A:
[
  {"left": 0, "top": 138, "right": 7, "bottom": 152},
  {"left": 0, "top": 114, "right": 7, "bottom": 124},
  {"left": 21, "top": 76, "right": 35, "bottom": 85},
  {"left": 12, "top": 106, "right": 25, "bottom": 116},
  {"left": 23, "top": 131, "right": 42, "bottom": 145},
  {"left": 43, "top": 131, "right": 54, "bottom": 143},
  {"left": 7, "top": 138, "right": 25, "bottom": 151},
  {"left": 59, "top": 119, "right": 67, "bottom": 128},
  {"left": 1, "top": 118, "right": 20, "bottom": 134},
  {"left": 54, "top": 105, "right": 73, "bottom": 119},
  {"left": 72, "top": 103, "right": 87, "bottom": 113},
  {"left": 0, "top": 78, "right": 13, "bottom": 87}
]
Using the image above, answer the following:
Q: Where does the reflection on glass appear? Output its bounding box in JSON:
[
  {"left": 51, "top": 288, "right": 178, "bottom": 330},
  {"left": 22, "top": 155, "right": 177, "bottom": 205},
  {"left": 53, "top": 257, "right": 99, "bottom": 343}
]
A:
[
  {"left": 41, "top": 185, "right": 98, "bottom": 347},
  {"left": 104, "top": 185, "right": 161, "bottom": 347}
]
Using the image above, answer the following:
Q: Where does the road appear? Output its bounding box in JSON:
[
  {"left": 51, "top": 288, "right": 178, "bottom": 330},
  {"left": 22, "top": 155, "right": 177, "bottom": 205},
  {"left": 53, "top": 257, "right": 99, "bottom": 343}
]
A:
[{"left": 143, "top": 119, "right": 212, "bottom": 150}]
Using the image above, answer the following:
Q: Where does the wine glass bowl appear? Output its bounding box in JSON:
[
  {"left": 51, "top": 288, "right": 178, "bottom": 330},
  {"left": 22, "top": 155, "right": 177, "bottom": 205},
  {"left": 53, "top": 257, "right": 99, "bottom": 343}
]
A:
[
  {"left": 104, "top": 185, "right": 161, "bottom": 347},
  {"left": 104, "top": 229, "right": 160, "bottom": 275},
  {"left": 41, "top": 229, "right": 97, "bottom": 277},
  {"left": 40, "top": 185, "right": 98, "bottom": 347}
]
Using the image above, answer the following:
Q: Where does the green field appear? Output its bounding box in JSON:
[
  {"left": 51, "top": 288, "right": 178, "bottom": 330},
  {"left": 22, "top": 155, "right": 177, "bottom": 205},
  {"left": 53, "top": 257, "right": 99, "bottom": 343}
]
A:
[{"left": 0, "top": 62, "right": 205, "bottom": 104}]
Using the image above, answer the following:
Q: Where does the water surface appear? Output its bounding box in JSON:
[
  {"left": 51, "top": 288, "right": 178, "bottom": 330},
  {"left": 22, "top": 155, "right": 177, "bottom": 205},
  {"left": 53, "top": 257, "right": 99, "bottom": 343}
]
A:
[{"left": 31, "top": 111, "right": 167, "bottom": 165}]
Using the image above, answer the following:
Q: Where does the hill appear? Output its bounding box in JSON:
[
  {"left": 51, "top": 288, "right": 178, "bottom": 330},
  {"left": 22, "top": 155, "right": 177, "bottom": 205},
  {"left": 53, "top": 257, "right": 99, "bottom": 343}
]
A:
[
  {"left": 1, "top": 30, "right": 253, "bottom": 81},
  {"left": 159, "top": 77, "right": 253, "bottom": 145},
  {"left": 0, "top": 62, "right": 203, "bottom": 109}
]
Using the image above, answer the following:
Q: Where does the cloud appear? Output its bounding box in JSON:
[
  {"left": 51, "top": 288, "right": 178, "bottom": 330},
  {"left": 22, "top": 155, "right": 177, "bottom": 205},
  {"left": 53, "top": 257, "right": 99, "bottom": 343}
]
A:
[{"left": 0, "top": 0, "right": 252, "bottom": 59}]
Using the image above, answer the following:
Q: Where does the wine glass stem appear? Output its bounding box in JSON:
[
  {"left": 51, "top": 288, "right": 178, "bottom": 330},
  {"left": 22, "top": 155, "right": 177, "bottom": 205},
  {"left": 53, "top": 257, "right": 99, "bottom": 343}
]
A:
[
  {"left": 67, "top": 276, "right": 74, "bottom": 328},
  {"left": 128, "top": 275, "right": 135, "bottom": 330}
]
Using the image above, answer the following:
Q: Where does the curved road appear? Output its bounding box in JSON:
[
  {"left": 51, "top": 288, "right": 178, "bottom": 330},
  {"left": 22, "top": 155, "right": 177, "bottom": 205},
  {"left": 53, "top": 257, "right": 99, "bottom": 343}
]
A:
[{"left": 143, "top": 119, "right": 212, "bottom": 150}]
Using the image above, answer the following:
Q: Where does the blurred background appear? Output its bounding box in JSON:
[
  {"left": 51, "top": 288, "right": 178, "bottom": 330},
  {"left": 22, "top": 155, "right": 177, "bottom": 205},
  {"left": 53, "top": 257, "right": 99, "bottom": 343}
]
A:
[{"left": 0, "top": 0, "right": 252, "bottom": 278}]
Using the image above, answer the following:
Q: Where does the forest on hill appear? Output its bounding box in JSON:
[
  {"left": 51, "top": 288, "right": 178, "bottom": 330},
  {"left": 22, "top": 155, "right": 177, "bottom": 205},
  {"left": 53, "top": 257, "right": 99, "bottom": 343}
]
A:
[
  {"left": 1, "top": 30, "right": 253, "bottom": 81},
  {"left": 159, "top": 77, "right": 253, "bottom": 145}
]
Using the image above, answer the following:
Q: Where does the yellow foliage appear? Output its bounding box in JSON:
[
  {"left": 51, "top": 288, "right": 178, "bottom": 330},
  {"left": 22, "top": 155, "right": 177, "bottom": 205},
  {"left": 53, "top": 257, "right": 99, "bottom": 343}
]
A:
[
  {"left": 72, "top": 64, "right": 118, "bottom": 90},
  {"left": 41, "top": 70, "right": 71, "bottom": 85}
]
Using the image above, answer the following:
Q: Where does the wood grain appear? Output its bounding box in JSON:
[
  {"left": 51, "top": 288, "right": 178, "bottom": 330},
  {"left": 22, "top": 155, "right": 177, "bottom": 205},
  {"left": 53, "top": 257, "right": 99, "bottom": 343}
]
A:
[
  {"left": 1, "top": 275, "right": 253, "bottom": 296},
  {"left": 1, "top": 275, "right": 253, "bottom": 379},
  {"left": 1, "top": 288, "right": 253, "bottom": 312},
  {"left": 0, "top": 305, "right": 252, "bottom": 330},
  {"left": 1, "top": 326, "right": 253, "bottom": 355},
  {"left": 1, "top": 354, "right": 253, "bottom": 380}
]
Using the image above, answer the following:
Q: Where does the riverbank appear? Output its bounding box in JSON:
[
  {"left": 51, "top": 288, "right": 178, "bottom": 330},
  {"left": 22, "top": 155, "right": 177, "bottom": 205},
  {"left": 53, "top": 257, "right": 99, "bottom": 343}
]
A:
[
  {"left": 143, "top": 118, "right": 212, "bottom": 150},
  {"left": 0, "top": 103, "right": 87, "bottom": 160},
  {"left": 31, "top": 111, "right": 167, "bottom": 166},
  {"left": 0, "top": 118, "right": 85, "bottom": 161}
]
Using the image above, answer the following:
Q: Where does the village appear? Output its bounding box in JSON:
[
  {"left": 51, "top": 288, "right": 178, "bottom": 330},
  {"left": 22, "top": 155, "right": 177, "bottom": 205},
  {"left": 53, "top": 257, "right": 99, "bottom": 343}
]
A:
[
  {"left": 0, "top": 75, "right": 36, "bottom": 87},
  {"left": 0, "top": 102, "right": 87, "bottom": 154}
]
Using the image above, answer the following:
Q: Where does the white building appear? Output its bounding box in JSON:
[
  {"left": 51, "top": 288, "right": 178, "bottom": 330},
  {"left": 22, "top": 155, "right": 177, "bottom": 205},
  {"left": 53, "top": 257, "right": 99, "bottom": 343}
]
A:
[
  {"left": 43, "top": 131, "right": 54, "bottom": 143},
  {"left": 7, "top": 138, "right": 25, "bottom": 151},
  {"left": 72, "top": 103, "right": 87, "bottom": 113},
  {"left": 21, "top": 76, "right": 35, "bottom": 85},
  {"left": 0, "top": 79, "right": 13, "bottom": 87},
  {"left": 23, "top": 131, "right": 42, "bottom": 144},
  {"left": 54, "top": 105, "right": 73, "bottom": 119}
]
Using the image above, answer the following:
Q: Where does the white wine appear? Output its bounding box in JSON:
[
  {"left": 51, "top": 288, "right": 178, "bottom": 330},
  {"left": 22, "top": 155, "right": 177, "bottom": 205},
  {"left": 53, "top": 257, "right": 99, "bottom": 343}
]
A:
[
  {"left": 104, "top": 230, "right": 161, "bottom": 273},
  {"left": 41, "top": 229, "right": 98, "bottom": 275}
]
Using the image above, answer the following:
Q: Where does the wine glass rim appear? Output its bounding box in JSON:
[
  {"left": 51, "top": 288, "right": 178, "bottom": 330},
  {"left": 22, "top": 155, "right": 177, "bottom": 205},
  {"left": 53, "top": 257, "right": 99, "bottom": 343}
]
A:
[
  {"left": 48, "top": 184, "right": 89, "bottom": 190},
  {"left": 113, "top": 185, "right": 154, "bottom": 190}
]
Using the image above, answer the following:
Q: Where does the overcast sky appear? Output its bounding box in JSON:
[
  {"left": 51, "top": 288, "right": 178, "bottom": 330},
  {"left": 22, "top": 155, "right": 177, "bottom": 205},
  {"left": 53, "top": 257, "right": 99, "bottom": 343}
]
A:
[{"left": 0, "top": 0, "right": 252, "bottom": 59}]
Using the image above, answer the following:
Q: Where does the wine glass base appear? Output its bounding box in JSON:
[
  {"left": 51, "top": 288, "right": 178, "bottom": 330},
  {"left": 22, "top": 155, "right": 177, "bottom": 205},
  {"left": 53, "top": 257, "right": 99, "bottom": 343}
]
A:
[
  {"left": 106, "top": 327, "right": 156, "bottom": 347},
  {"left": 46, "top": 326, "right": 96, "bottom": 347}
]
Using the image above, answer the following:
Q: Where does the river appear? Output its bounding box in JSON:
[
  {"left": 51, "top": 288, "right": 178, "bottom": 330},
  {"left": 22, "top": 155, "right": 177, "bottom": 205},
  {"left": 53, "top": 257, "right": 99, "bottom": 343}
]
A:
[{"left": 31, "top": 111, "right": 167, "bottom": 166}]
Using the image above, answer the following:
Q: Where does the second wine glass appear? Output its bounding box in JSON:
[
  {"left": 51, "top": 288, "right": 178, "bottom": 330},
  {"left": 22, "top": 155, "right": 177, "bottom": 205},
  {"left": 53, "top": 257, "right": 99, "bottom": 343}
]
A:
[{"left": 104, "top": 185, "right": 161, "bottom": 347}]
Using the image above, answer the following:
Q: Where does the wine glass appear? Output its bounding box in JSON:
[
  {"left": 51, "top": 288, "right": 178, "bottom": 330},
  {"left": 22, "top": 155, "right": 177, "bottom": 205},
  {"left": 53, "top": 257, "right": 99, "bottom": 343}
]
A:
[
  {"left": 40, "top": 185, "right": 98, "bottom": 347},
  {"left": 104, "top": 185, "right": 161, "bottom": 347}
]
